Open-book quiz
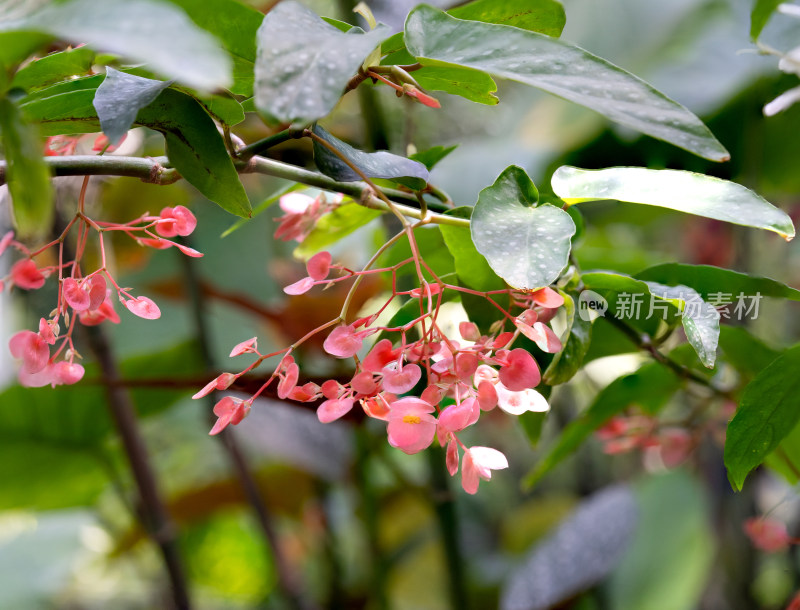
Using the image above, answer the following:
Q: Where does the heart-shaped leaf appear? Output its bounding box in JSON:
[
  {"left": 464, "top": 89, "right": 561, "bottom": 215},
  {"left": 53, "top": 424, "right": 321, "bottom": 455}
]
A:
[
  {"left": 471, "top": 166, "right": 575, "bottom": 290},
  {"left": 254, "top": 1, "right": 391, "bottom": 125},
  {"left": 5, "top": 0, "right": 232, "bottom": 92},
  {"left": 404, "top": 6, "right": 729, "bottom": 162},
  {"left": 552, "top": 166, "right": 795, "bottom": 240},
  {"left": 93, "top": 68, "right": 171, "bottom": 145},
  {"left": 725, "top": 345, "right": 800, "bottom": 491},
  {"left": 312, "top": 125, "right": 429, "bottom": 190}
]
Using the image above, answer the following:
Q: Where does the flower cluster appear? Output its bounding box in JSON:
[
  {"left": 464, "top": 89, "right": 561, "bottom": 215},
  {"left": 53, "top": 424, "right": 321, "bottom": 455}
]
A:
[
  {"left": 4, "top": 179, "right": 200, "bottom": 387},
  {"left": 198, "top": 203, "right": 568, "bottom": 493},
  {"left": 595, "top": 415, "right": 693, "bottom": 469}
]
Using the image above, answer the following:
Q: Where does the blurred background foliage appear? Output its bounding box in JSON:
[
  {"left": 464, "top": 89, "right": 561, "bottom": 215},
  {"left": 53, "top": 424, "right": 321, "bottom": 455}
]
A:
[{"left": 1, "top": 0, "right": 800, "bottom": 608}]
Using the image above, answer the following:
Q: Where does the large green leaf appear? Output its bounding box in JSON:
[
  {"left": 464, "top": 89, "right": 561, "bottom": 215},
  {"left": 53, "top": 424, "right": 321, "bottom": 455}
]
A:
[
  {"left": 635, "top": 263, "right": 800, "bottom": 302},
  {"left": 412, "top": 64, "right": 499, "bottom": 105},
  {"left": 471, "top": 166, "right": 575, "bottom": 290},
  {"left": 449, "top": 0, "right": 565, "bottom": 37},
  {"left": 312, "top": 125, "right": 429, "bottom": 190},
  {"left": 2, "top": 0, "right": 232, "bottom": 92},
  {"left": 524, "top": 362, "right": 681, "bottom": 488},
  {"left": 294, "top": 202, "right": 381, "bottom": 259},
  {"left": 724, "top": 344, "right": 800, "bottom": 491},
  {"left": 0, "top": 31, "right": 51, "bottom": 91},
  {"left": 751, "top": 0, "right": 783, "bottom": 39},
  {"left": 20, "top": 81, "right": 251, "bottom": 217},
  {"left": 552, "top": 166, "right": 795, "bottom": 240},
  {"left": 404, "top": 6, "right": 729, "bottom": 162},
  {"left": 718, "top": 325, "right": 781, "bottom": 378},
  {"left": 542, "top": 291, "right": 592, "bottom": 385},
  {"left": 0, "top": 97, "right": 53, "bottom": 238},
  {"left": 254, "top": 1, "right": 390, "bottom": 125},
  {"left": 609, "top": 472, "right": 714, "bottom": 610},
  {"left": 164, "top": 0, "right": 263, "bottom": 96},
  {"left": 93, "top": 68, "right": 171, "bottom": 144},
  {"left": 10, "top": 46, "right": 94, "bottom": 92},
  {"left": 440, "top": 207, "right": 504, "bottom": 292}
]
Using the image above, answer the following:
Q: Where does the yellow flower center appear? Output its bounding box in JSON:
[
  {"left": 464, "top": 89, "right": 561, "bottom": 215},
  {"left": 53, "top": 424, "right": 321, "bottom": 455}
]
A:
[{"left": 402, "top": 415, "right": 421, "bottom": 424}]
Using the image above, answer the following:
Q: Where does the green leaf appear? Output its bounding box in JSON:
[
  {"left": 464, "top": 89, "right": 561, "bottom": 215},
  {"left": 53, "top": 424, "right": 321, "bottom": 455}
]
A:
[
  {"left": 409, "top": 145, "right": 457, "bottom": 170},
  {"left": 609, "top": 472, "right": 714, "bottom": 610},
  {"left": 18, "top": 77, "right": 104, "bottom": 135},
  {"left": 0, "top": 97, "right": 53, "bottom": 238},
  {"left": 5, "top": 0, "right": 233, "bottom": 92},
  {"left": 449, "top": 0, "right": 566, "bottom": 37},
  {"left": 93, "top": 68, "right": 171, "bottom": 144},
  {"left": 0, "top": 31, "right": 51, "bottom": 91},
  {"left": 718, "top": 325, "right": 781, "bottom": 378},
  {"left": 412, "top": 63, "right": 499, "bottom": 105},
  {"left": 552, "top": 166, "right": 795, "bottom": 240},
  {"left": 751, "top": 0, "right": 784, "bottom": 40},
  {"left": 524, "top": 362, "right": 681, "bottom": 489},
  {"left": 404, "top": 6, "right": 729, "bottom": 162},
  {"left": 164, "top": 0, "right": 263, "bottom": 96},
  {"left": 471, "top": 166, "right": 575, "bottom": 290},
  {"left": 635, "top": 263, "right": 800, "bottom": 302},
  {"left": 644, "top": 282, "right": 720, "bottom": 368},
  {"left": 724, "top": 344, "right": 800, "bottom": 491},
  {"left": 254, "top": 1, "right": 390, "bottom": 125},
  {"left": 10, "top": 46, "right": 95, "bottom": 92},
  {"left": 294, "top": 202, "right": 381, "bottom": 259},
  {"left": 440, "top": 207, "right": 504, "bottom": 292},
  {"left": 518, "top": 411, "right": 548, "bottom": 447},
  {"left": 543, "top": 292, "right": 592, "bottom": 385},
  {"left": 312, "top": 125, "right": 429, "bottom": 190}
]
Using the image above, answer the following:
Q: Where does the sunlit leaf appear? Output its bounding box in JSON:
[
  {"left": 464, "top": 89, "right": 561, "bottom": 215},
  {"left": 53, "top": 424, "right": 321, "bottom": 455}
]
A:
[
  {"left": 254, "top": 1, "right": 390, "bottom": 125},
  {"left": 471, "top": 166, "right": 575, "bottom": 290},
  {"left": 10, "top": 46, "right": 94, "bottom": 92},
  {"left": 450, "top": 0, "right": 566, "bottom": 37},
  {"left": 725, "top": 344, "right": 800, "bottom": 491},
  {"left": 404, "top": 6, "right": 729, "bottom": 161},
  {"left": 552, "top": 166, "right": 795, "bottom": 240}
]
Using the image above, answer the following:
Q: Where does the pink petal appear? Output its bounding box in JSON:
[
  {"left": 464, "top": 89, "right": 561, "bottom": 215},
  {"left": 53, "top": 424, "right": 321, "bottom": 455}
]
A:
[
  {"left": 495, "top": 384, "right": 549, "bottom": 415},
  {"left": 284, "top": 277, "right": 314, "bottom": 295},
  {"left": 470, "top": 446, "right": 509, "bottom": 472},
  {"left": 381, "top": 363, "right": 421, "bottom": 394},
  {"left": 477, "top": 381, "right": 498, "bottom": 411},
  {"left": 11, "top": 259, "right": 46, "bottom": 290},
  {"left": 317, "top": 398, "right": 354, "bottom": 423},
  {"left": 446, "top": 439, "right": 459, "bottom": 476},
  {"left": 174, "top": 242, "right": 203, "bottom": 258},
  {"left": 277, "top": 362, "right": 300, "bottom": 399},
  {"left": 279, "top": 192, "right": 315, "bottom": 214},
  {"left": 459, "top": 321, "right": 480, "bottom": 342},
  {"left": 63, "top": 277, "right": 91, "bottom": 311},
  {"left": 351, "top": 371, "right": 378, "bottom": 395},
  {"left": 532, "top": 287, "right": 564, "bottom": 309},
  {"left": 19, "top": 365, "right": 53, "bottom": 388},
  {"left": 306, "top": 251, "right": 332, "bottom": 281},
  {"left": 123, "top": 296, "right": 161, "bottom": 320},
  {"left": 85, "top": 275, "right": 107, "bottom": 311},
  {"left": 230, "top": 337, "right": 257, "bottom": 357},
  {"left": 138, "top": 237, "right": 172, "bottom": 249},
  {"left": 323, "top": 325, "right": 363, "bottom": 358},
  {"left": 363, "top": 339, "right": 397, "bottom": 373},
  {"left": 454, "top": 352, "right": 479, "bottom": 381},
  {"left": 38, "top": 318, "right": 56, "bottom": 345},
  {"left": 50, "top": 361, "right": 85, "bottom": 386},
  {"left": 498, "top": 349, "right": 540, "bottom": 391},
  {"left": 744, "top": 518, "right": 791, "bottom": 553},
  {"left": 0, "top": 231, "right": 14, "bottom": 257},
  {"left": 171, "top": 205, "right": 197, "bottom": 236},
  {"left": 387, "top": 413, "right": 436, "bottom": 454},
  {"left": 9, "top": 330, "right": 49, "bottom": 373},
  {"left": 517, "top": 320, "right": 562, "bottom": 353}
]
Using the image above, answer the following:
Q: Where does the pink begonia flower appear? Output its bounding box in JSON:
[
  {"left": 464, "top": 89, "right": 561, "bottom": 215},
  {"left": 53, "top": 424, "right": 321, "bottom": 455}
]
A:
[
  {"left": 62, "top": 277, "right": 91, "bottom": 311},
  {"left": 459, "top": 321, "right": 480, "bottom": 342},
  {"left": 744, "top": 517, "right": 792, "bottom": 553},
  {"left": 351, "top": 371, "right": 378, "bottom": 395},
  {"left": 0, "top": 231, "right": 14, "bottom": 257},
  {"left": 474, "top": 364, "right": 498, "bottom": 385},
  {"left": 446, "top": 439, "right": 459, "bottom": 476},
  {"left": 280, "top": 193, "right": 315, "bottom": 214},
  {"left": 437, "top": 399, "right": 476, "bottom": 445},
  {"left": 516, "top": 319, "right": 562, "bottom": 353},
  {"left": 137, "top": 237, "right": 204, "bottom": 257},
  {"left": 50, "top": 361, "right": 85, "bottom": 386},
  {"left": 284, "top": 277, "right": 314, "bottom": 295},
  {"left": 421, "top": 384, "right": 445, "bottom": 407},
  {"left": 79, "top": 290, "right": 120, "bottom": 326},
  {"left": 461, "top": 446, "right": 508, "bottom": 494},
  {"left": 495, "top": 383, "right": 550, "bottom": 415},
  {"left": 386, "top": 397, "right": 437, "bottom": 454},
  {"left": 361, "top": 393, "right": 394, "bottom": 420},
  {"left": 323, "top": 325, "right": 363, "bottom": 358},
  {"left": 193, "top": 372, "right": 236, "bottom": 399},
  {"left": 306, "top": 251, "right": 332, "bottom": 281},
  {"left": 123, "top": 295, "right": 161, "bottom": 320},
  {"left": 381, "top": 362, "right": 421, "bottom": 394},
  {"left": 363, "top": 339, "right": 398, "bottom": 373},
  {"left": 230, "top": 337, "right": 257, "bottom": 357},
  {"left": 9, "top": 330, "right": 50, "bottom": 373},
  {"left": 493, "top": 332, "right": 514, "bottom": 349},
  {"left": 477, "top": 380, "right": 498, "bottom": 411},
  {"left": 38, "top": 318, "right": 56, "bottom": 345},
  {"left": 321, "top": 379, "right": 344, "bottom": 399},
  {"left": 209, "top": 396, "right": 251, "bottom": 435},
  {"left": 288, "top": 382, "right": 321, "bottom": 402},
  {"left": 656, "top": 428, "right": 692, "bottom": 468},
  {"left": 317, "top": 397, "right": 355, "bottom": 423},
  {"left": 276, "top": 358, "right": 300, "bottom": 399},
  {"left": 273, "top": 192, "right": 342, "bottom": 243},
  {"left": 498, "top": 348, "right": 540, "bottom": 391},
  {"left": 92, "top": 133, "right": 127, "bottom": 152},
  {"left": 155, "top": 205, "right": 197, "bottom": 238},
  {"left": 531, "top": 287, "right": 564, "bottom": 309},
  {"left": 454, "top": 352, "right": 479, "bottom": 381},
  {"left": 11, "top": 259, "right": 46, "bottom": 290}
]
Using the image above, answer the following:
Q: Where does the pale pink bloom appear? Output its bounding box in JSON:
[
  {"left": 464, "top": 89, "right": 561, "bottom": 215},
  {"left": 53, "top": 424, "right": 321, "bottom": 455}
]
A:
[
  {"left": 363, "top": 339, "right": 397, "bottom": 373},
  {"left": 476, "top": 380, "right": 498, "bottom": 411},
  {"left": 288, "top": 382, "right": 321, "bottom": 402},
  {"left": 473, "top": 364, "right": 498, "bottom": 386},
  {"left": 461, "top": 446, "right": 508, "bottom": 494},
  {"left": 50, "top": 361, "right": 85, "bottom": 386},
  {"left": 437, "top": 399, "right": 476, "bottom": 445},
  {"left": 459, "top": 321, "right": 480, "bottom": 342},
  {"left": 517, "top": 308, "right": 538, "bottom": 326},
  {"left": 361, "top": 393, "right": 394, "bottom": 420},
  {"left": 495, "top": 383, "right": 549, "bottom": 415},
  {"left": 321, "top": 379, "right": 344, "bottom": 399},
  {"left": 317, "top": 397, "right": 355, "bottom": 423},
  {"left": 276, "top": 356, "right": 300, "bottom": 399},
  {"left": 306, "top": 251, "right": 332, "bottom": 281},
  {"left": 493, "top": 332, "right": 513, "bottom": 348},
  {"left": 284, "top": 277, "right": 314, "bottom": 295},
  {"left": 209, "top": 396, "right": 251, "bottom": 435},
  {"left": 123, "top": 295, "right": 161, "bottom": 320},
  {"left": 18, "top": 365, "right": 54, "bottom": 387},
  {"left": 323, "top": 325, "right": 362, "bottom": 358},
  {"left": 0, "top": 231, "right": 14, "bottom": 257},
  {"left": 446, "top": 439, "right": 459, "bottom": 475},
  {"left": 381, "top": 362, "right": 421, "bottom": 394},
  {"left": 420, "top": 384, "right": 445, "bottom": 407},
  {"left": 279, "top": 192, "right": 315, "bottom": 214},
  {"left": 11, "top": 259, "right": 45, "bottom": 290},
  {"left": 744, "top": 517, "right": 792, "bottom": 553},
  {"left": 62, "top": 278, "right": 91, "bottom": 311},
  {"left": 78, "top": 290, "right": 120, "bottom": 326},
  {"left": 516, "top": 320, "right": 562, "bottom": 353},
  {"left": 531, "top": 287, "right": 564, "bottom": 309},
  {"left": 9, "top": 330, "right": 50, "bottom": 373},
  {"left": 273, "top": 192, "right": 341, "bottom": 243},
  {"left": 498, "top": 348, "right": 540, "bottom": 391},
  {"left": 38, "top": 318, "right": 56, "bottom": 345},
  {"left": 193, "top": 372, "right": 236, "bottom": 399},
  {"left": 387, "top": 397, "right": 437, "bottom": 454},
  {"left": 454, "top": 352, "right": 479, "bottom": 381},
  {"left": 230, "top": 337, "right": 257, "bottom": 357},
  {"left": 155, "top": 205, "right": 197, "bottom": 238},
  {"left": 351, "top": 371, "right": 378, "bottom": 395}
]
